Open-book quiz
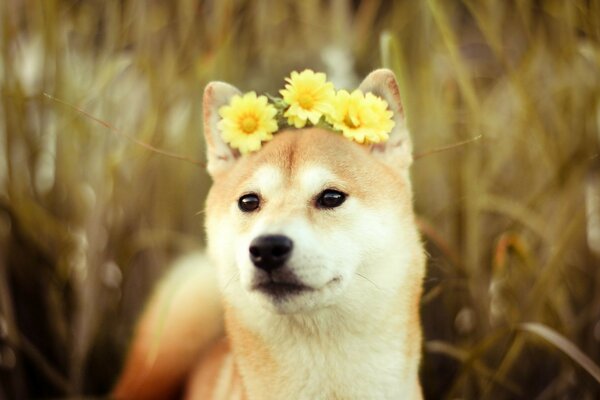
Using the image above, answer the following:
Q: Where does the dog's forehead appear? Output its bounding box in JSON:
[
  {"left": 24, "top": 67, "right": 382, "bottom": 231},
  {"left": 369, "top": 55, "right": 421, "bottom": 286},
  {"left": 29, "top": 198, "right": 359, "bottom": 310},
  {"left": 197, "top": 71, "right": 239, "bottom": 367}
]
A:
[
  {"left": 253, "top": 129, "right": 362, "bottom": 173},
  {"left": 248, "top": 164, "right": 338, "bottom": 192},
  {"left": 251, "top": 165, "right": 285, "bottom": 193},
  {"left": 240, "top": 129, "right": 362, "bottom": 190},
  {"left": 297, "top": 166, "right": 338, "bottom": 189}
]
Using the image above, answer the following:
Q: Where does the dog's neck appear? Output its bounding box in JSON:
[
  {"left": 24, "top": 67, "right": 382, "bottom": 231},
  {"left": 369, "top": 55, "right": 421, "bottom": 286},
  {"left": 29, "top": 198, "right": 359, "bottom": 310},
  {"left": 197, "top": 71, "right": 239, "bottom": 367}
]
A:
[{"left": 224, "top": 282, "right": 423, "bottom": 400}]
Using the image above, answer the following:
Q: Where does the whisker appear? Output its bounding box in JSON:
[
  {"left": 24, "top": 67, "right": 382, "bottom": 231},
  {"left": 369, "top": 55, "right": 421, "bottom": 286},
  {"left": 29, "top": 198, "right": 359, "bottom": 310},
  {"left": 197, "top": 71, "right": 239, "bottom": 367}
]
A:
[
  {"left": 355, "top": 272, "right": 382, "bottom": 291},
  {"left": 42, "top": 92, "right": 206, "bottom": 167},
  {"left": 223, "top": 272, "right": 240, "bottom": 292}
]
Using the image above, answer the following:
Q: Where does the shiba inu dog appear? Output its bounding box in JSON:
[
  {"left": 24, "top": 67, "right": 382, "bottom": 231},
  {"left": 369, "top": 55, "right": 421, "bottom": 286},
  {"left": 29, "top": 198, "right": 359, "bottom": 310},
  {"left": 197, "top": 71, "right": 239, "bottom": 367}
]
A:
[{"left": 113, "top": 69, "right": 426, "bottom": 399}]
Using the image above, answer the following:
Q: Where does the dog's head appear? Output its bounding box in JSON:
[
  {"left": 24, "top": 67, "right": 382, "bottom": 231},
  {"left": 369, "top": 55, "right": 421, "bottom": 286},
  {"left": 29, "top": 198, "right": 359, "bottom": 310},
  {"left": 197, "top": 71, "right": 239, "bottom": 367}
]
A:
[{"left": 203, "top": 70, "right": 423, "bottom": 315}]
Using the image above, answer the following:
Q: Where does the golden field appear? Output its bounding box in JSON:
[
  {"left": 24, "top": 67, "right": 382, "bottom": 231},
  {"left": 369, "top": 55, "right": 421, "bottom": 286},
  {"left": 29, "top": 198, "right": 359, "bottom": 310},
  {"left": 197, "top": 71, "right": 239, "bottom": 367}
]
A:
[{"left": 0, "top": 1, "right": 599, "bottom": 398}]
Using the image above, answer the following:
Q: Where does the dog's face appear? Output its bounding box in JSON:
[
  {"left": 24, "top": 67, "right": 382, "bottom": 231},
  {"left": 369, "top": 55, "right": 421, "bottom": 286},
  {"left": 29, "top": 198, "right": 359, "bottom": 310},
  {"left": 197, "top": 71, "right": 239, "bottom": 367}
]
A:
[{"left": 203, "top": 70, "right": 421, "bottom": 315}]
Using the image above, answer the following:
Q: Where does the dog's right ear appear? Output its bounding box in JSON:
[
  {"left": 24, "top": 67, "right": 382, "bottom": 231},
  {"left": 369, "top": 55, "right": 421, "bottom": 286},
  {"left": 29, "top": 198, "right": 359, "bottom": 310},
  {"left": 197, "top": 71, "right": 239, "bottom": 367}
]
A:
[{"left": 203, "top": 81, "right": 242, "bottom": 177}]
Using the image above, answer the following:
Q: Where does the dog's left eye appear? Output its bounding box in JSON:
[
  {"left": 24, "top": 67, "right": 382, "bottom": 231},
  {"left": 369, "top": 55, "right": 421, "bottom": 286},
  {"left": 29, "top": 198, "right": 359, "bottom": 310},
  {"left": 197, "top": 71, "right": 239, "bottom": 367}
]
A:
[{"left": 316, "top": 189, "right": 346, "bottom": 209}]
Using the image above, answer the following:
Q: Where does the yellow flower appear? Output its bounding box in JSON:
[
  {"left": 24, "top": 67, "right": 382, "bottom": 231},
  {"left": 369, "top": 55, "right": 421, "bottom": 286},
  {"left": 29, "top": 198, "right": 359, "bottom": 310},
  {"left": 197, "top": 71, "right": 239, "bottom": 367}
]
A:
[
  {"left": 218, "top": 92, "right": 278, "bottom": 154},
  {"left": 328, "top": 90, "right": 395, "bottom": 144},
  {"left": 280, "top": 69, "right": 335, "bottom": 128}
]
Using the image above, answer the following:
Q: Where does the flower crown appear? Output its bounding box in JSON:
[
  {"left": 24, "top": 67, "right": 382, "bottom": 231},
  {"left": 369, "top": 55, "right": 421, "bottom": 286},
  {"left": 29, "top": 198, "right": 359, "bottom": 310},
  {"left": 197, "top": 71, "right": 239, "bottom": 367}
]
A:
[{"left": 217, "top": 69, "right": 395, "bottom": 154}]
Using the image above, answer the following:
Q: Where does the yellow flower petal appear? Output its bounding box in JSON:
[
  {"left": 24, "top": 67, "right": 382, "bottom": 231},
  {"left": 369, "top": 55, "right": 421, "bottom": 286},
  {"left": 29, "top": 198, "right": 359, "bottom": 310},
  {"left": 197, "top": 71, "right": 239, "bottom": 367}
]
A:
[
  {"left": 280, "top": 69, "right": 335, "bottom": 128},
  {"left": 328, "top": 89, "right": 395, "bottom": 144},
  {"left": 217, "top": 92, "right": 279, "bottom": 154}
]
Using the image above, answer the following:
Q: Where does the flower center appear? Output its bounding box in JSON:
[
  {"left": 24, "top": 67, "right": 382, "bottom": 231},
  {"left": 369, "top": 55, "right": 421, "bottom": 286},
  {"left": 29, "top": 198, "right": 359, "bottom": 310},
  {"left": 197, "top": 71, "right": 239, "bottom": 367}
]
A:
[
  {"left": 298, "top": 93, "right": 315, "bottom": 109},
  {"left": 240, "top": 116, "right": 258, "bottom": 134}
]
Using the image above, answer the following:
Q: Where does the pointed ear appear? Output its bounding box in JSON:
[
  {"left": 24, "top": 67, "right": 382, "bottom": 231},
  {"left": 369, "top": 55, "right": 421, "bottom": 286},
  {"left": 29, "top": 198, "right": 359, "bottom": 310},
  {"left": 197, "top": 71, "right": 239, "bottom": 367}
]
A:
[
  {"left": 203, "top": 81, "right": 242, "bottom": 177},
  {"left": 358, "top": 69, "right": 413, "bottom": 170}
]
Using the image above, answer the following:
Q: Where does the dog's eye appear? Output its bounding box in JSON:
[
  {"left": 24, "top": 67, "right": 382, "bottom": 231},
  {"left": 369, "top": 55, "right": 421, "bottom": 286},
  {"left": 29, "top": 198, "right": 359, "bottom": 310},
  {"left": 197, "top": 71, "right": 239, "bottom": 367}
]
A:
[
  {"left": 238, "top": 193, "right": 260, "bottom": 212},
  {"left": 316, "top": 189, "right": 346, "bottom": 209}
]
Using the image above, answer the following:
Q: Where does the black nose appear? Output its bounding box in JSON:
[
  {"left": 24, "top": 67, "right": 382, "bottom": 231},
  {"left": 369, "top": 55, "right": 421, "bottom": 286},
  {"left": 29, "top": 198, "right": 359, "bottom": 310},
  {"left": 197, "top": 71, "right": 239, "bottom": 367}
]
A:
[{"left": 249, "top": 235, "right": 293, "bottom": 271}]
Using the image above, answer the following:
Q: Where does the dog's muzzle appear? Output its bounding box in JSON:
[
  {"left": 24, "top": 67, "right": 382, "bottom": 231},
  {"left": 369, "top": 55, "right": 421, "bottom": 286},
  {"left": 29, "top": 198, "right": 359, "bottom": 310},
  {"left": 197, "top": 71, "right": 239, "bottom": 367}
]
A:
[{"left": 249, "top": 234, "right": 293, "bottom": 271}]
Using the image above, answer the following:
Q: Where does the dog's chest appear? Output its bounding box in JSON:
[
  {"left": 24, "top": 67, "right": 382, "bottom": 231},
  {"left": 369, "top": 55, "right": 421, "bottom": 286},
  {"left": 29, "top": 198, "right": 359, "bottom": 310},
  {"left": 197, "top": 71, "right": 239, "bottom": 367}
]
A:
[{"left": 238, "top": 330, "right": 408, "bottom": 399}]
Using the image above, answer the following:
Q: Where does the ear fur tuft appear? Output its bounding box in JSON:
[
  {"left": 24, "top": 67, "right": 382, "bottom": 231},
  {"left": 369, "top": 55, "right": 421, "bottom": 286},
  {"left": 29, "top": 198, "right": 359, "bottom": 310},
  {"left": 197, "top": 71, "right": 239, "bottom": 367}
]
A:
[
  {"left": 358, "top": 69, "right": 413, "bottom": 169},
  {"left": 203, "top": 81, "right": 241, "bottom": 177}
]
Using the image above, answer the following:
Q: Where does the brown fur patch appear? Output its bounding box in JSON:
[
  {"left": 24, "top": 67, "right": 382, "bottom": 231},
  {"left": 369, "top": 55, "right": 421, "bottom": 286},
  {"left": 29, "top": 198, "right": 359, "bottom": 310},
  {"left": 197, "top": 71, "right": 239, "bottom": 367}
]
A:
[
  {"left": 222, "top": 303, "right": 278, "bottom": 392},
  {"left": 112, "top": 256, "right": 222, "bottom": 399},
  {"left": 185, "top": 338, "right": 246, "bottom": 400}
]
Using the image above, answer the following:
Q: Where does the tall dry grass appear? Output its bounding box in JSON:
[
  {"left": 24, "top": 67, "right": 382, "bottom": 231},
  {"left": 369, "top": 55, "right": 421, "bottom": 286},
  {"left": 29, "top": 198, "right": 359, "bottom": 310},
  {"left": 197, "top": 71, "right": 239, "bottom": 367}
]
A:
[{"left": 0, "top": 0, "right": 598, "bottom": 398}]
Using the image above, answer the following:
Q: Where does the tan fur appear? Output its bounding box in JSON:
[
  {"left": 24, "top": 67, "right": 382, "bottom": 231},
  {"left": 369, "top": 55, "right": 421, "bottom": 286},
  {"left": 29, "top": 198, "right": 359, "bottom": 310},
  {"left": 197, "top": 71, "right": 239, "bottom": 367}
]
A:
[
  {"left": 113, "top": 69, "right": 425, "bottom": 399},
  {"left": 184, "top": 338, "right": 246, "bottom": 400},
  {"left": 113, "top": 254, "right": 223, "bottom": 399}
]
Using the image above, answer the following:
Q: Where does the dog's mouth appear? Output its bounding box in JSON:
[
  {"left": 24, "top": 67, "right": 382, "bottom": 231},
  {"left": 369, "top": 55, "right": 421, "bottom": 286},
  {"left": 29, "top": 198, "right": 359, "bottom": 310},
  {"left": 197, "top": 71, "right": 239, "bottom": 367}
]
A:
[
  {"left": 251, "top": 273, "right": 343, "bottom": 300},
  {"left": 253, "top": 280, "right": 314, "bottom": 298}
]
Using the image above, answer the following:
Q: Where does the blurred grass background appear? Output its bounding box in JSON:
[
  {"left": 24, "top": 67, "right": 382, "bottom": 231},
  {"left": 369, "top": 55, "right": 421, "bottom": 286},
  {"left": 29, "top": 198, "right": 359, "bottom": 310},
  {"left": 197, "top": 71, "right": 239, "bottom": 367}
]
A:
[{"left": 0, "top": 0, "right": 599, "bottom": 398}]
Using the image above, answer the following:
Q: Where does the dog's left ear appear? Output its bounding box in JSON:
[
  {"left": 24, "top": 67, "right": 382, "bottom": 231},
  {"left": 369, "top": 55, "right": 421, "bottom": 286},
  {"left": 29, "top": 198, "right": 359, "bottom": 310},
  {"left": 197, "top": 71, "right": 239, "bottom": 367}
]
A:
[
  {"left": 358, "top": 69, "right": 413, "bottom": 170},
  {"left": 203, "top": 81, "right": 242, "bottom": 177}
]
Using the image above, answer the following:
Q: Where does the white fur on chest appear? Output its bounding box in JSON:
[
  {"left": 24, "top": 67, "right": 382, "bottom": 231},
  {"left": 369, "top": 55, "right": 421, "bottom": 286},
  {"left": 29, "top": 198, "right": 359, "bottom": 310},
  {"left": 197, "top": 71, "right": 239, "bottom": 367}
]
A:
[
  {"left": 233, "top": 289, "right": 422, "bottom": 400},
  {"left": 266, "top": 329, "right": 413, "bottom": 399}
]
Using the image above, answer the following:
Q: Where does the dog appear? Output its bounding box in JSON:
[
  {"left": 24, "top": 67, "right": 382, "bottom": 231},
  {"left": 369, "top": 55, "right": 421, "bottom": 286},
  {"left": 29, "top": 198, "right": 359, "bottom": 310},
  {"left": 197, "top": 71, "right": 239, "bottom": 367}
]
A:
[{"left": 113, "top": 69, "right": 426, "bottom": 399}]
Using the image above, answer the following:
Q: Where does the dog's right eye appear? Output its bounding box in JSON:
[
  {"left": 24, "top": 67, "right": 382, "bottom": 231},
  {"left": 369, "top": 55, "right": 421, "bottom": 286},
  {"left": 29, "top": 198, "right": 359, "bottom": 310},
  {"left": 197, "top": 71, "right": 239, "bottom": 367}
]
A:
[{"left": 238, "top": 193, "right": 260, "bottom": 212}]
